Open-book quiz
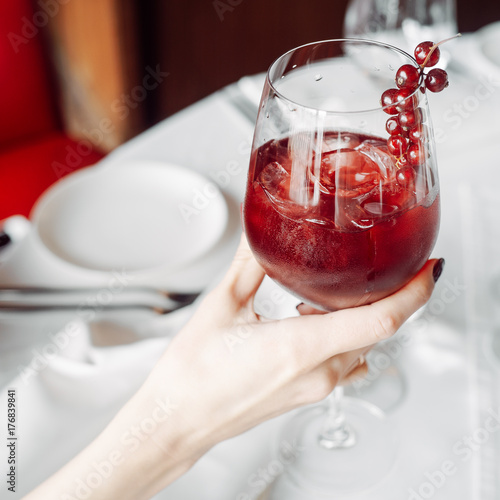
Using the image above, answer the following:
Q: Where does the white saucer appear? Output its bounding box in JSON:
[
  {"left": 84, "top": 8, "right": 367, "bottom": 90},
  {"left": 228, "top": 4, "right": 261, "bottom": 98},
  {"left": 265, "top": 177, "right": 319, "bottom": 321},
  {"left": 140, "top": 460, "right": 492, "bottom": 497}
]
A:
[{"left": 30, "top": 161, "right": 228, "bottom": 273}]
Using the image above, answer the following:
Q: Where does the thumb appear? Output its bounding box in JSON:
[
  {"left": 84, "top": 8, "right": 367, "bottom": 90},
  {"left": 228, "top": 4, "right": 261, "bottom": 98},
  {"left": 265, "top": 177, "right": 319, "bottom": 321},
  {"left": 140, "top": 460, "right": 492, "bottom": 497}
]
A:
[{"left": 217, "top": 233, "right": 266, "bottom": 308}]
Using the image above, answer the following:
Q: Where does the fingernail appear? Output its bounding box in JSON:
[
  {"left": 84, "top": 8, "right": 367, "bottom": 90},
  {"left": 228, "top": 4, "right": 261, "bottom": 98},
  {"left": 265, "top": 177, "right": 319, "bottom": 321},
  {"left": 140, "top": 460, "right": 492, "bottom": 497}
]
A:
[{"left": 433, "top": 258, "right": 445, "bottom": 283}]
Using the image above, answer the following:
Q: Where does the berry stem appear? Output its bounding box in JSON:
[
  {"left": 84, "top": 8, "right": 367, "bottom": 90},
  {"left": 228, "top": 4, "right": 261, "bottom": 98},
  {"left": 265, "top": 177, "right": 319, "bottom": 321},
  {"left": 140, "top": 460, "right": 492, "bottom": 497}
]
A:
[{"left": 420, "top": 33, "right": 462, "bottom": 69}]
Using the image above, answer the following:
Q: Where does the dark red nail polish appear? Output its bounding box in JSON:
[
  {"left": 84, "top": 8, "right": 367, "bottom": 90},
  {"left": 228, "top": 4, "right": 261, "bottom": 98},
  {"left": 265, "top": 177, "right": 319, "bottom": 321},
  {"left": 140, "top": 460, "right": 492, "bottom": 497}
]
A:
[{"left": 433, "top": 258, "right": 445, "bottom": 283}]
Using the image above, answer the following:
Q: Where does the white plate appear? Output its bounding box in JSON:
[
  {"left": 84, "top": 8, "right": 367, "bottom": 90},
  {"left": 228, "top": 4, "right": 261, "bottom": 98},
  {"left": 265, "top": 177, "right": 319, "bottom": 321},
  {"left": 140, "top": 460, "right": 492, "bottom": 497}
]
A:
[{"left": 30, "top": 161, "right": 228, "bottom": 273}]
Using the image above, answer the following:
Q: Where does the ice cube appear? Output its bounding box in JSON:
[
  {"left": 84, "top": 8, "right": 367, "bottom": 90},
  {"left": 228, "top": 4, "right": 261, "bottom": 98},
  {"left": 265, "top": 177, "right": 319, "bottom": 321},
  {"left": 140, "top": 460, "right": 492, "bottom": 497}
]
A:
[
  {"left": 318, "top": 148, "right": 381, "bottom": 198},
  {"left": 258, "top": 161, "right": 313, "bottom": 221},
  {"left": 361, "top": 182, "right": 416, "bottom": 218},
  {"left": 362, "top": 201, "right": 399, "bottom": 216},
  {"left": 355, "top": 141, "right": 397, "bottom": 180},
  {"left": 258, "top": 161, "right": 290, "bottom": 203},
  {"left": 321, "top": 132, "right": 361, "bottom": 153},
  {"left": 335, "top": 197, "right": 375, "bottom": 231}
]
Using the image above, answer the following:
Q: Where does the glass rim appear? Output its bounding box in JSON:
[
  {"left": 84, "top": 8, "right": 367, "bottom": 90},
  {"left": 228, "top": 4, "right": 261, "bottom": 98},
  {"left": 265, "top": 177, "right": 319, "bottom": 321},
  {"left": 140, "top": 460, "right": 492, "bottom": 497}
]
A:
[{"left": 266, "top": 38, "right": 423, "bottom": 115}]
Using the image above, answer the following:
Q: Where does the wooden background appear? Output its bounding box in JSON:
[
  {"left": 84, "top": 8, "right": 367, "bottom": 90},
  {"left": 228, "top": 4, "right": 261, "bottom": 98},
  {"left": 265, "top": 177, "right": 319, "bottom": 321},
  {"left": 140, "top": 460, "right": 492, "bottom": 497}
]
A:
[{"left": 41, "top": 0, "right": 500, "bottom": 151}]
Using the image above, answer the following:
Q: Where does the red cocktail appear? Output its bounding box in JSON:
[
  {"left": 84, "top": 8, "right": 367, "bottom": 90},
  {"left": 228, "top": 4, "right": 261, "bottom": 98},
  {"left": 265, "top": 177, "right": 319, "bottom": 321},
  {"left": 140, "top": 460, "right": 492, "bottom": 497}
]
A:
[{"left": 244, "top": 130, "right": 439, "bottom": 311}]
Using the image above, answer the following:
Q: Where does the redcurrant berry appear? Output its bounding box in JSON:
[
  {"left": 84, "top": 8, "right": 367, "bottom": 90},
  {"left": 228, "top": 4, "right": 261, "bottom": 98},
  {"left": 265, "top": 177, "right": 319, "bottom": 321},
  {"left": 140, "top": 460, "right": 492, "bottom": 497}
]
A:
[
  {"left": 386, "top": 116, "right": 403, "bottom": 136},
  {"left": 381, "top": 88, "right": 399, "bottom": 115},
  {"left": 396, "top": 166, "right": 416, "bottom": 187},
  {"left": 414, "top": 41, "right": 440, "bottom": 67},
  {"left": 387, "top": 135, "right": 408, "bottom": 156},
  {"left": 397, "top": 154, "right": 409, "bottom": 168},
  {"left": 407, "top": 143, "right": 426, "bottom": 166},
  {"left": 396, "top": 64, "right": 420, "bottom": 90},
  {"left": 425, "top": 68, "right": 449, "bottom": 92},
  {"left": 397, "top": 108, "right": 422, "bottom": 129},
  {"left": 408, "top": 124, "right": 427, "bottom": 143},
  {"left": 395, "top": 88, "right": 416, "bottom": 112}
]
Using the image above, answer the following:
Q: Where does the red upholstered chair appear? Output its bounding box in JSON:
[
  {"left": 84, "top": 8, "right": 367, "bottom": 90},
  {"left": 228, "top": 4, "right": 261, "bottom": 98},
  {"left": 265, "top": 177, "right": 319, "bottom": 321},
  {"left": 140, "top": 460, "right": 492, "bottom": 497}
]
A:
[{"left": 0, "top": 0, "right": 104, "bottom": 219}]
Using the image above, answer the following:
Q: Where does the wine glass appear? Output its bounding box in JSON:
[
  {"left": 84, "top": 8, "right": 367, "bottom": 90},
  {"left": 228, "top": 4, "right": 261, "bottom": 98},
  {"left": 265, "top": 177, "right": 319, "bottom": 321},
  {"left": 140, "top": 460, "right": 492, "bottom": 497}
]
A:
[
  {"left": 343, "top": 0, "right": 457, "bottom": 68},
  {"left": 243, "top": 39, "right": 440, "bottom": 496}
]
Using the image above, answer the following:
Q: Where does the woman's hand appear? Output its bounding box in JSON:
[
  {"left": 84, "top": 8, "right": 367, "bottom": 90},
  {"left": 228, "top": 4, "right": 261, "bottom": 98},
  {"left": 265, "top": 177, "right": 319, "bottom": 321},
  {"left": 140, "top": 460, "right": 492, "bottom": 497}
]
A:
[
  {"left": 146, "top": 235, "right": 440, "bottom": 448},
  {"left": 26, "top": 235, "right": 442, "bottom": 500}
]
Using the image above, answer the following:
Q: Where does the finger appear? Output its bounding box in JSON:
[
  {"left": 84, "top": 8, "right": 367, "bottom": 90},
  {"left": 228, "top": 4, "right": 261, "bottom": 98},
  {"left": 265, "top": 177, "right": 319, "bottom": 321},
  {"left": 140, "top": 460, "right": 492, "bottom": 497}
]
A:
[
  {"left": 296, "top": 303, "right": 331, "bottom": 315},
  {"left": 282, "top": 259, "right": 440, "bottom": 363},
  {"left": 288, "top": 348, "right": 368, "bottom": 405},
  {"left": 320, "top": 347, "right": 370, "bottom": 381},
  {"left": 219, "top": 233, "right": 266, "bottom": 307},
  {"left": 339, "top": 358, "right": 369, "bottom": 386}
]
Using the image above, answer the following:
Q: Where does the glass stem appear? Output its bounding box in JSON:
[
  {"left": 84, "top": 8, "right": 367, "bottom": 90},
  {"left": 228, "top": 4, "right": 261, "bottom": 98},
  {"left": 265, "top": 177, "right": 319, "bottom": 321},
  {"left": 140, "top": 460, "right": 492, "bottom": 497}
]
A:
[{"left": 318, "top": 386, "right": 356, "bottom": 449}]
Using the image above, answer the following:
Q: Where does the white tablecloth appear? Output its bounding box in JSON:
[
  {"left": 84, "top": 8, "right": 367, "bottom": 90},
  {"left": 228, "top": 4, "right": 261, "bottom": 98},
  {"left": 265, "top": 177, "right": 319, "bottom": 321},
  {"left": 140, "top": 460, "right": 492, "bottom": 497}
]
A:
[{"left": 1, "top": 32, "right": 500, "bottom": 499}]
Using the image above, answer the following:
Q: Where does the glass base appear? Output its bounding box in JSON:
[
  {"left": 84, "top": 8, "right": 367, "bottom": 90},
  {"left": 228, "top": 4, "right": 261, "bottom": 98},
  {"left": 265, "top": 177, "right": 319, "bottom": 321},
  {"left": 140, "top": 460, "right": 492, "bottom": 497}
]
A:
[{"left": 271, "top": 398, "right": 398, "bottom": 498}]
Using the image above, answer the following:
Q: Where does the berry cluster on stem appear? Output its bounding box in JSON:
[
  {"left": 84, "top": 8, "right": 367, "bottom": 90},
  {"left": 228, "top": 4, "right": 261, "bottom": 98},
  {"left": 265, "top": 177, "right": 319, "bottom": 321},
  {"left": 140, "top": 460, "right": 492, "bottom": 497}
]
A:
[{"left": 380, "top": 35, "right": 460, "bottom": 184}]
